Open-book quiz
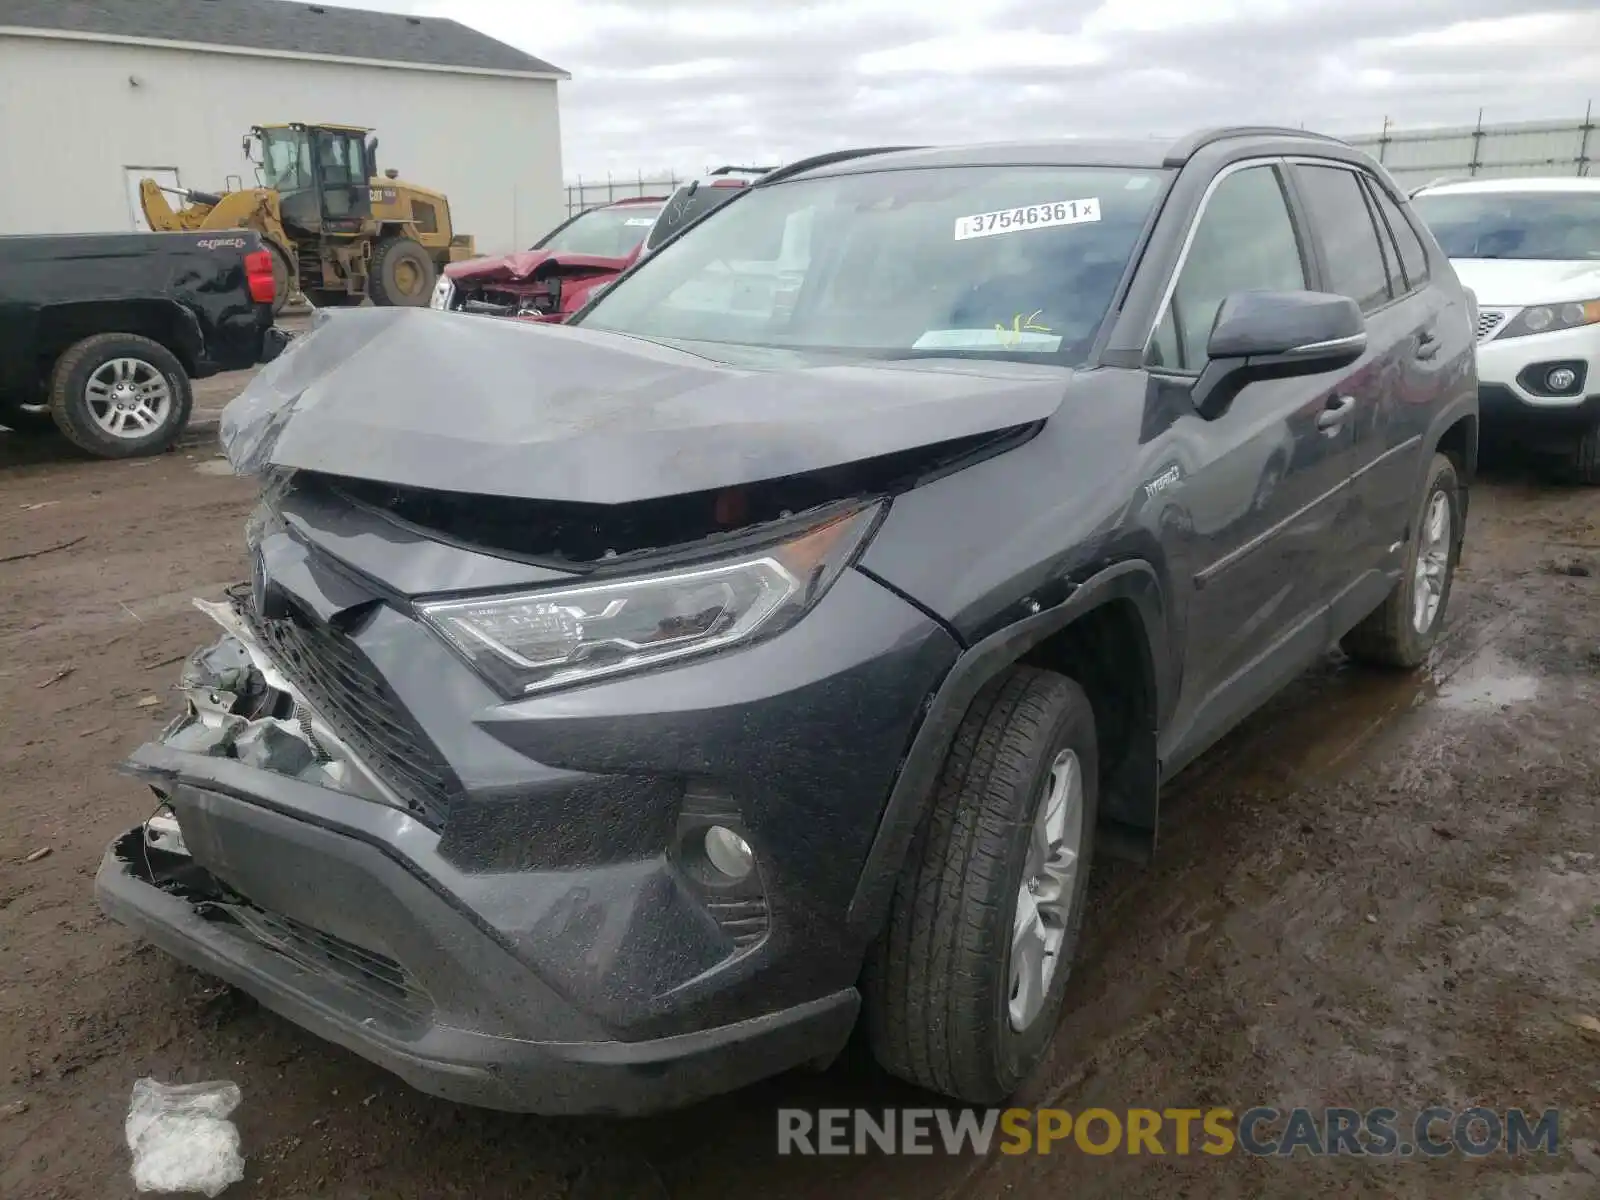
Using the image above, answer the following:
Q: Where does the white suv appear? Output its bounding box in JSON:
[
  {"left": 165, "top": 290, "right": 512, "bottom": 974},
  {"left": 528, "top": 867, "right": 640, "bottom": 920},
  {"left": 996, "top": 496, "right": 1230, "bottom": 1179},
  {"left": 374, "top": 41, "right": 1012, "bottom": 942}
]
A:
[{"left": 1410, "top": 177, "right": 1600, "bottom": 482}]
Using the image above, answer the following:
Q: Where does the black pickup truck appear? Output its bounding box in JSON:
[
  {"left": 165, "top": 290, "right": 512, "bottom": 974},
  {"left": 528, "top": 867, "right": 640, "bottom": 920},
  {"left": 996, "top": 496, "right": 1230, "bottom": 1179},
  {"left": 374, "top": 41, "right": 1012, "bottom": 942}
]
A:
[{"left": 0, "top": 231, "right": 288, "bottom": 458}]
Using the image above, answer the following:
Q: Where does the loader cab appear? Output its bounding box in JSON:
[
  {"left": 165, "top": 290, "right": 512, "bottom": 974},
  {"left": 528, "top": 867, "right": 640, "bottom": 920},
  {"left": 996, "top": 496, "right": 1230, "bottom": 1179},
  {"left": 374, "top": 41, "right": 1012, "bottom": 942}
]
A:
[{"left": 247, "top": 123, "right": 374, "bottom": 234}]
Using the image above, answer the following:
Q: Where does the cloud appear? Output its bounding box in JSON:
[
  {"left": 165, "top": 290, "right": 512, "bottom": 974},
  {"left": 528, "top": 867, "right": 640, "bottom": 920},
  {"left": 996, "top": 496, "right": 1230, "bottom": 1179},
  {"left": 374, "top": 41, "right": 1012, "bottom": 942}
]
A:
[{"left": 316, "top": 0, "right": 1600, "bottom": 179}]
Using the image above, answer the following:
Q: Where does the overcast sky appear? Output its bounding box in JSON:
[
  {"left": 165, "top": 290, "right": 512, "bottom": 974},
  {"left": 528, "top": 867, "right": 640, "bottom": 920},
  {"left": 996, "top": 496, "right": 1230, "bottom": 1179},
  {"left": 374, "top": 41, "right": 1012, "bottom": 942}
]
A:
[{"left": 319, "top": 0, "right": 1600, "bottom": 179}]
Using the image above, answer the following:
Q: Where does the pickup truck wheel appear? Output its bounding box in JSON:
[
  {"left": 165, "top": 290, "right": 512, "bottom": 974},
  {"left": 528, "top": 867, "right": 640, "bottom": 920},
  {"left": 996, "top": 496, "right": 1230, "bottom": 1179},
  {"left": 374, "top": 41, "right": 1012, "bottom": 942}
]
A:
[
  {"left": 864, "top": 666, "right": 1099, "bottom": 1104},
  {"left": 368, "top": 237, "right": 437, "bottom": 307},
  {"left": 1341, "top": 452, "right": 1461, "bottom": 668},
  {"left": 48, "top": 334, "right": 192, "bottom": 460}
]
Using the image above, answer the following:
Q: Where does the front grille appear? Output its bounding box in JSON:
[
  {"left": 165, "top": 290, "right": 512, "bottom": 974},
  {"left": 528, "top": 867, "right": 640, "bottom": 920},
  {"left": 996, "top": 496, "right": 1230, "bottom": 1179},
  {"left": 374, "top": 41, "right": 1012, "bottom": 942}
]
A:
[
  {"left": 1477, "top": 309, "right": 1508, "bottom": 343},
  {"left": 238, "top": 591, "right": 461, "bottom": 827},
  {"left": 212, "top": 900, "right": 432, "bottom": 1024}
]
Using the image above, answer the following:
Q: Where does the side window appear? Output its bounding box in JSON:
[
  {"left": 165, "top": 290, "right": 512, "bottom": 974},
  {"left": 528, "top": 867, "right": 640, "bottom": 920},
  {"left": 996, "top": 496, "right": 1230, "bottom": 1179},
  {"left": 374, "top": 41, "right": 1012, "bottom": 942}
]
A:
[
  {"left": 1364, "top": 179, "right": 1430, "bottom": 292},
  {"left": 1148, "top": 165, "right": 1307, "bottom": 372},
  {"left": 1295, "top": 164, "right": 1393, "bottom": 312}
]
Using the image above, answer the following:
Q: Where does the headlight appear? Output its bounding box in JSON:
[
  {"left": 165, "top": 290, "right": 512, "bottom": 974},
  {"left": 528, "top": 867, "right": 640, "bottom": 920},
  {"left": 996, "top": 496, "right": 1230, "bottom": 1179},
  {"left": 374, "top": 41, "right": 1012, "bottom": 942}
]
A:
[
  {"left": 418, "top": 503, "right": 883, "bottom": 696},
  {"left": 429, "top": 275, "right": 456, "bottom": 311},
  {"left": 1497, "top": 297, "right": 1600, "bottom": 339}
]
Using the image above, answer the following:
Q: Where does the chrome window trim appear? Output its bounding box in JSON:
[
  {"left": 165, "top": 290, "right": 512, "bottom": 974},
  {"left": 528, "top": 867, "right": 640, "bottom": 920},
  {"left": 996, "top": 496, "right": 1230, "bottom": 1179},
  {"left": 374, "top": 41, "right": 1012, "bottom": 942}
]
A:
[{"left": 1142, "top": 155, "right": 1294, "bottom": 367}]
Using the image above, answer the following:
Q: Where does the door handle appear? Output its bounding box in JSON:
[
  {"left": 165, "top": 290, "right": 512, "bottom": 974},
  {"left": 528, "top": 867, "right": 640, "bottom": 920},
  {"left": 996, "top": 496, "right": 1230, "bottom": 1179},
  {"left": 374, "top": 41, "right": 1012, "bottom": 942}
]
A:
[
  {"left": 1416, "top": 328, "right": 1440, "bottom": 360},
  {"left": 1316, "top": 394, "right": 1355, "bottom": 434}
]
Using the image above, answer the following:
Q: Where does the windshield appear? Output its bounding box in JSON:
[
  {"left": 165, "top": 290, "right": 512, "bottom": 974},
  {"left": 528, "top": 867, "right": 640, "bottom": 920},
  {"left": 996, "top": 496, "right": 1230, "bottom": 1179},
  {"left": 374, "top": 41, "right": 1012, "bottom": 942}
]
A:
[
  {"left": 537, "top": 203, "right": 664, "bottom": 257},
  {"left": 578, "top": 165, "right": 1167, "bottom": 364},
  {"left": 258, "top": 129, "right": 311, "bottom": 193},
  {"left": 1412, "top": 191, "right": 1600, "bottom": 260}
]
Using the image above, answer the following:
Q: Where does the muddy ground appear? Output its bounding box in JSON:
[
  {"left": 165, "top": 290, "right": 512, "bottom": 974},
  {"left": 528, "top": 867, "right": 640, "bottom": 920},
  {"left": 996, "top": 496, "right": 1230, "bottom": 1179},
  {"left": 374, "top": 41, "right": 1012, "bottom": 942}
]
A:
[{"left": 0, "top": 392, "right": 1597, "bottom": 1199}]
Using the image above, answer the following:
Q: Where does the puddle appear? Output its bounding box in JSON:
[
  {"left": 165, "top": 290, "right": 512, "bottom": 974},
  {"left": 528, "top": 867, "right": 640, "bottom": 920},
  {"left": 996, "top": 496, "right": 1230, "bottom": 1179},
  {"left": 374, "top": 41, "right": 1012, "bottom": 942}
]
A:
[{"left": 1434, "top": 646, "right": 1541, "bottom": 712}]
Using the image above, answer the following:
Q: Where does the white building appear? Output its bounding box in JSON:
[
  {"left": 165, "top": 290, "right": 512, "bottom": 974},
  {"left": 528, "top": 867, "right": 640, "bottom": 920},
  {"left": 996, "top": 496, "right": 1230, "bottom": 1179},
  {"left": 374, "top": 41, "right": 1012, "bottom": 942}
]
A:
[{"left": 0, "top": 0, "right": 568, "bottom": 255}]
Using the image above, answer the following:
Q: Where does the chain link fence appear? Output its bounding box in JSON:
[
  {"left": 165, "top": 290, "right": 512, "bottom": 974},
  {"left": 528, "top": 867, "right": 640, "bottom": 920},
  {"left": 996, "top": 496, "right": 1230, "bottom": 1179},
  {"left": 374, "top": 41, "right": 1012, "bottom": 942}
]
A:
[
  {"left": 1346, "top": 104, "right": 1597, "bottom": 189},
  {"left": 565, "top": 172, "right": 685, "bottom": 217}
]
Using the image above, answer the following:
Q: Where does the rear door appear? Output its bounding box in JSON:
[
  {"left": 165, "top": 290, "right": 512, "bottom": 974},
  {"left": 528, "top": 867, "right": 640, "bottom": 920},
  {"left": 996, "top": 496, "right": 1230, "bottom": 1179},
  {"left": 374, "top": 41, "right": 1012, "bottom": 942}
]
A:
[
  {"left": 1286, "top": 162, "right": 1443, "bottom": 631},
  {"left": 1148, "top": 162, "right": 1362, "bottom": 767}
]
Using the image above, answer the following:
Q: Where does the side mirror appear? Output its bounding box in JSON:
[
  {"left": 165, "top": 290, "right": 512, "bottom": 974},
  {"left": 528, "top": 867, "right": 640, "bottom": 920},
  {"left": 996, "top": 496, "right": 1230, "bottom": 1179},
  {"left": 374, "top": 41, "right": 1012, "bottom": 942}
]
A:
[{"left": 1193, "top": 290, "right": 1366, "bottom": 418}]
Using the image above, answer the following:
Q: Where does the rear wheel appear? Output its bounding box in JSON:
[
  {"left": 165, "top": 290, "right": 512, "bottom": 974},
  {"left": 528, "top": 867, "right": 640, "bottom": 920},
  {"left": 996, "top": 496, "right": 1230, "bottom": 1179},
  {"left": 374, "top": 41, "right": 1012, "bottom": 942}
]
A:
[
  {"left": 368, "top": 237, "right": 436, "bottom": 307},
  {"left": 1342, "top": 452, "right": 1461, "bottom": 668},
  {"left": 48, "top": 334, "right": 192, "bottom": 459},
  {"left": 267, "top": 243, "right": 296, "bottom": 315},
  {"left": 1568, "top": 418, "right": 1600, "bottom": 485},
  {"left": 864, "top": 666, "right": 1099, "bottom": 1104}
]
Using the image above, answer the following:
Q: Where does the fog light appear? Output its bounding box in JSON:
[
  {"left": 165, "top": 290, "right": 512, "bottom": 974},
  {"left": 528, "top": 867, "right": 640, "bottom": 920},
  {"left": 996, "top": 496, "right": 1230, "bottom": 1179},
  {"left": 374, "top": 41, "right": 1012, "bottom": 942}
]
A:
[
  {"left": 703, "top": 825, "right": 755, "bottom": 880},
  {"left": 1547, "top": 366, "right": 1578, "bottom": 392}
]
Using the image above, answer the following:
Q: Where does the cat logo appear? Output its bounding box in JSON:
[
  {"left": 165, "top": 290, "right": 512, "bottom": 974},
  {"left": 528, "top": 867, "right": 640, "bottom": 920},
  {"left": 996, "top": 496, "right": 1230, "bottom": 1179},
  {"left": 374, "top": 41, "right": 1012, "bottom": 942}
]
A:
[{"left": 1144, "top": 464, "right": 1182, "bottom": 499}]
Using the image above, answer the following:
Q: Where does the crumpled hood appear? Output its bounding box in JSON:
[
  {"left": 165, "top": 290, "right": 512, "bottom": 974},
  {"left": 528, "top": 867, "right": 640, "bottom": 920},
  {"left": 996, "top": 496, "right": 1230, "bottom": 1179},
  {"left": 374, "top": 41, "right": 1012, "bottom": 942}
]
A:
[
  {"left": 1449, "top": 258, "right": 1600, "bottom": 307},
  {"left": 445, "top": 248, "right": 634, "bottom": 284},
  {"left": 220, "top": 307, "right": 1069, "bottom": 504}
]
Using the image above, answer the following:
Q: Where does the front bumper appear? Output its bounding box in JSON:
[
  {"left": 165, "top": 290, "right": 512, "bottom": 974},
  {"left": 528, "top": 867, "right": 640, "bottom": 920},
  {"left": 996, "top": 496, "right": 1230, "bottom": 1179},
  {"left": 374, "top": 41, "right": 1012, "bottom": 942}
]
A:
[
  {"left": 98, "top": 818, "right": 857, "bottom": 1115},
  {"left": 1476, "top": 320, "right": 1600, "bottom": 418},
  {"left": 98, "top": 564, "right": 959, "bottom": 1112}
]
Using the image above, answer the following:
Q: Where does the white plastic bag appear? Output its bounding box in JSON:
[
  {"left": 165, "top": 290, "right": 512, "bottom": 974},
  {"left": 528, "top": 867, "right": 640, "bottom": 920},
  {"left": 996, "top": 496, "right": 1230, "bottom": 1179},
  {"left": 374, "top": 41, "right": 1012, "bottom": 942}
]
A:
[{"left": 125, "top": 1078, "right": 245, "bottom": 1197}]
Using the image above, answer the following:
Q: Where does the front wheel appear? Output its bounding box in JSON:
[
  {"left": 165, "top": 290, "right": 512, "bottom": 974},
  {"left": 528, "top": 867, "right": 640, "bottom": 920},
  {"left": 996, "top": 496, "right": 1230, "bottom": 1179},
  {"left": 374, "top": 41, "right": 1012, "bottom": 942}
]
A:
[
  {"left": 864, "top": 666, "right": 1099, "bottom": 1104},
  {"left": 1342, "top": 452, "right": 1461, "bottom": 668},
  {"left": 368, "top": 236, "right": 437, "bottom": 307},
  {"left": 47, "top": 334, "right": 192, "bottom": 459}
]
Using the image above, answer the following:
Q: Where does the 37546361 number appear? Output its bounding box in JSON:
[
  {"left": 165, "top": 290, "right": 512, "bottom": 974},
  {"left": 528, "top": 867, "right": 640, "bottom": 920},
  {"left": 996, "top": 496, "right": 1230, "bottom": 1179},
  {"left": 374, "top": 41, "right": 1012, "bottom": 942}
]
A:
[{"left": 953, "top": 198, "right": 1102, "bottom": 240}]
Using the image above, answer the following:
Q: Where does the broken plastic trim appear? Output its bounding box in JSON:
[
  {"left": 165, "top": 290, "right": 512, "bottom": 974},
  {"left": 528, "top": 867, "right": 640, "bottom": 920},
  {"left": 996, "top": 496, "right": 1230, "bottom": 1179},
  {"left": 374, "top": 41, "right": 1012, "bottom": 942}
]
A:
[{"left": 154, "top": 599, "right": 411, "bottom": 815}]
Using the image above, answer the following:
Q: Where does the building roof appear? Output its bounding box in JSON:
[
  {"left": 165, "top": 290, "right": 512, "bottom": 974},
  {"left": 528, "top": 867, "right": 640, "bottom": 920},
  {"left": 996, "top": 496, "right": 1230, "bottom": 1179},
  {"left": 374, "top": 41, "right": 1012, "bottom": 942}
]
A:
[{"left": 0, "top": 0, "right": 567, "bottom": 78}]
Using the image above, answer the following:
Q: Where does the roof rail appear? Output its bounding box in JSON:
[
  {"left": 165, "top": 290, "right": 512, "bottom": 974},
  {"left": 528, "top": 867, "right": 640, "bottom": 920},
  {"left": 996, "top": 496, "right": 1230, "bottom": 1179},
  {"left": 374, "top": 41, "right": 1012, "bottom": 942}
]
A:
[
  {"left": 1162, "top": 125, "right": 1344, "bottom": 167},
  {"left": 756, "top": 146, "right": 927, "bottom": 187}
]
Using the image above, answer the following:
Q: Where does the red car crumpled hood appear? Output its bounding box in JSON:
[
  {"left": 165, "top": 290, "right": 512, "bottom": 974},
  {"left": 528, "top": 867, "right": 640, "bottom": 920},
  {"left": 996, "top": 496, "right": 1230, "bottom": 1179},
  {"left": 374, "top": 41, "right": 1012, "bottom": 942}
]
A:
[{"left": 446, "top": 247, "right": 636, "bottom": 283}]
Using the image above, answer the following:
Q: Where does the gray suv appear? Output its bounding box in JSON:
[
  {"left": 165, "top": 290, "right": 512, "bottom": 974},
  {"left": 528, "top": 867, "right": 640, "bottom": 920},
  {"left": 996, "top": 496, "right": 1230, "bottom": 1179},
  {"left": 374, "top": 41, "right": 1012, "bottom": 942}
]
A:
[{"left": 98, "top": 127, "right": 1477, "bottom": 1114}]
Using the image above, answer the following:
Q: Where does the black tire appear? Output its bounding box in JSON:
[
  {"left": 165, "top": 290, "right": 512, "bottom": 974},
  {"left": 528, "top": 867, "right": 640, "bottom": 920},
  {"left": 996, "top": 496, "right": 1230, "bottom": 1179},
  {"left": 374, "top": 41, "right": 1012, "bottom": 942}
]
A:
[
  {"left": 267, "top": 243, "right": 296, "bottom": 316},
  {"left": 864, "top": 666, "right": 1099, "bottom": 1104},
  {"left": 1568, "top": 419, "right": 1600, "bottom": 485},
  {"left": 0, "top": 391, "right": 56, "bottom": 437},
  {"left": 368, "top": 236, "right": 437, "bottom": 307},
  {"left": 1342, "top": 452, "right": 1461, "bottom": 668},
  {"left": 47, "top": 334, "right": 192, "bottom": 460}
]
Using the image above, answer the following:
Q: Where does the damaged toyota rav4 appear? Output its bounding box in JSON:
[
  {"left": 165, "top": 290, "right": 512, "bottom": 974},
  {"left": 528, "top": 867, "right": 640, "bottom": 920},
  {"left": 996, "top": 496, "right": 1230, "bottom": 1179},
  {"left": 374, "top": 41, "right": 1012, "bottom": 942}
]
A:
[{"left": 98, "top": 129, "right": 1479, "bottom": 1115}]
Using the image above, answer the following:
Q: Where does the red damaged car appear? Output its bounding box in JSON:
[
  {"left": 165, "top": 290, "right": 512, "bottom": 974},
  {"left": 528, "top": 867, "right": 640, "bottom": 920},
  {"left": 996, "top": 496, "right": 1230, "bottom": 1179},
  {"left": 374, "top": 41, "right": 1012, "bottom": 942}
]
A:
[{"left": 432, "top": 168, "right": 771, "bottom": 322}]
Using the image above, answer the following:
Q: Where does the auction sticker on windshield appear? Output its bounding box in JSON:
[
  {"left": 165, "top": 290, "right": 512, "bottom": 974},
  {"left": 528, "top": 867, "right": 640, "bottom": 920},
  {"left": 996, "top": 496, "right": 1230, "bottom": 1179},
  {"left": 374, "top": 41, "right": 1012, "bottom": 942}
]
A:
[{"left": 955, "top": 198, "right": 1101, "bottom": 240}]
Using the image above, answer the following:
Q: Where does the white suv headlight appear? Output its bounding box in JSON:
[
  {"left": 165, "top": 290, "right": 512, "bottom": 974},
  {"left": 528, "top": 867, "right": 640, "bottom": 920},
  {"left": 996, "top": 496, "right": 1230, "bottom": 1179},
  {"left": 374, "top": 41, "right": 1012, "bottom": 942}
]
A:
[
  {"left": 429, "top": 275, "right": 456, "bottom": 311},
  {"left": 1497, "top": 298, "right": 1600, "bottom": 339},
  {"left": 418, "top": 503, "right": 882, "bottom": 696}
]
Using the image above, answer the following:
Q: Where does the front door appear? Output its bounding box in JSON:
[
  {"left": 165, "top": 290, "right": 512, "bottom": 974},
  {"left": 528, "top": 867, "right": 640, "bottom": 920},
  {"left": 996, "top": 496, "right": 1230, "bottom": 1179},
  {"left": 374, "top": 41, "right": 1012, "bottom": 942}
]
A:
[
  {"left": 1145, "top": 162, "right": 1362, "bottom": 770},
  {"left": 312, "top": 129, "right": 372, "bottom": 230}
]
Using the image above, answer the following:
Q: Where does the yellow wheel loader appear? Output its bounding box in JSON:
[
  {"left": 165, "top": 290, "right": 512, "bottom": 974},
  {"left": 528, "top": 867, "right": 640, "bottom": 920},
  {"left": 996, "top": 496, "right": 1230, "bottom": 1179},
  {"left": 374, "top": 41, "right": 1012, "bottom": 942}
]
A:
[{"left": 139, "top": 123, "right": 477, "bottom": 313}]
